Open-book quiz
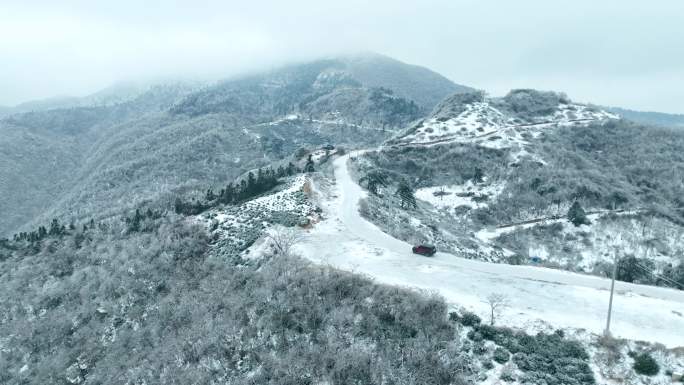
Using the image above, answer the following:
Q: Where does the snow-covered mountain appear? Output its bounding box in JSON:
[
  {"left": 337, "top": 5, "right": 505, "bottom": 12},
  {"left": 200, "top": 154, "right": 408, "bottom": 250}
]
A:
[
  {"left": 394, "top": 89, "right": 619, "bottom": 150},
  {"left": 2, "top": 55, "right": 684, "bottom": 385},
  {"left": 0, "top": 53, "right": 469, "bottom": 237},
  {"left": 358, "top": 89, "right": 684, "bottom": 294}
]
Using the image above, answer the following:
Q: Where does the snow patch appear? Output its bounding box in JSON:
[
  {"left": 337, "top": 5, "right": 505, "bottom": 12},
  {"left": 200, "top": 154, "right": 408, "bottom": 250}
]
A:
[{"left": 416, "top": 181, "right": 505, "bottom": 210}]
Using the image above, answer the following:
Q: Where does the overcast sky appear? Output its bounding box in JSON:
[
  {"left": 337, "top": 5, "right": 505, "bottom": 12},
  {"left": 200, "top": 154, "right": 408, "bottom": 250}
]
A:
[{"left": 2, "top": 0, "right": 683, "bottom": 113}]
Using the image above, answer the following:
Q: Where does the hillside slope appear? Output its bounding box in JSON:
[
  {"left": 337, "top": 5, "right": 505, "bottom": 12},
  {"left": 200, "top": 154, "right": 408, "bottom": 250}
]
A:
[
  {"left": 340, "top": 52, "right": 473, "bottom": 109},
  {"left": 0, "top": 54, "right": 467, "bottom": 237},
  {"left": 358, "top": 89, "right": 684, "bottom": 289},
  {"left": 608, "top": 106, "right": 684, "bottom": 128},
  {"left": 296, "top": 153, "right": 684, "bottom": 346},
  {"left": 0, "top": 84, "right": 197, "bottom": 236}
]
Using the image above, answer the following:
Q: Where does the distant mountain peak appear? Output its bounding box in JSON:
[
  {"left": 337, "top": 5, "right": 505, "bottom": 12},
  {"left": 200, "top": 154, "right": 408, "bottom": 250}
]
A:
[
  {"left": 334, "top": 52, "right": 474, "bottom": 109},
  {"left": 171, "top": 54, "right": 473, "bottom": 120}
]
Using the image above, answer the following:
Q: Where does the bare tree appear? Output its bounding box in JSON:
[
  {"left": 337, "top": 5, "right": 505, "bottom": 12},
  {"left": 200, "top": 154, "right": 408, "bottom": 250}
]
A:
[
  {"left": 486, "top": 293, "right": 509, "bottom": 326},
  {"left": 266, "top": 226, "right": 303, "bottom": 257}
]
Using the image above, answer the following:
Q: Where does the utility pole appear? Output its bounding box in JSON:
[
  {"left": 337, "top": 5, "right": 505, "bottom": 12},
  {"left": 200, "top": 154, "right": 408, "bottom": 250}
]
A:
[{"left": 604, "top": 245, "right": 619, "bottom": 337}]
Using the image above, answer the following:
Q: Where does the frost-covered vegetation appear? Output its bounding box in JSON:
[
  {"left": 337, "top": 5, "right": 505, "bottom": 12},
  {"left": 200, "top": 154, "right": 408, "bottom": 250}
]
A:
[
  {"left": 394, "top": 89, "right": 617, "bottom": 148},
  {"left": 200, "top": 175, "right": 317, "bottom": 260},
  {"left": 495, "top": 213, "right": 684, "bottom": 288},
  {"left": 484, "top": 120, "right": 684, "bottom": 225},
  {"left": 588, "top": 334, "right": 684, "bottom": 384},
  {"left": 451, "top": 310, "right": 596, "bottom": 385},
  {"left": 359, "top": 94, "right": 684, "bottom": 288},
  {"left": 0, "top": 207, "right": 481, "bottom": 384},
  {"left": 0, "top": 54, "right": 463, "bottom": 238},
  {"left": 3, "top": 51, "right": 684, "bottom": 383},
  {"left": 448, "top": 310, "right": 684, "bottom": 385}
]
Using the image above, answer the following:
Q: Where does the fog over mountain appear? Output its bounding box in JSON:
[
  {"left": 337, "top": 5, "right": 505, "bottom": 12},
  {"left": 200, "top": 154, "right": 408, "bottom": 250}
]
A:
[
  {"left": 3, "top": 3, "right": 684, "bottom": 385},
  {"left": 2, "top": 0, "right": 684, "bottom": 113}
]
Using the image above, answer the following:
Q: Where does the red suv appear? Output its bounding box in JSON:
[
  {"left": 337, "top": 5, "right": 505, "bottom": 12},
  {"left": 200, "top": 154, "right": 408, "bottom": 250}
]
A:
[{"left": 412, "top": 244, "right": 437, "bottom": 256}]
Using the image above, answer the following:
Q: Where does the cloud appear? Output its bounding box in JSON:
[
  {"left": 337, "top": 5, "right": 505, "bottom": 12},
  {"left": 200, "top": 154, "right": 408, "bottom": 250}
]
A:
[{"left": 1, "top": 0, "right": 683, "bottom": 113}]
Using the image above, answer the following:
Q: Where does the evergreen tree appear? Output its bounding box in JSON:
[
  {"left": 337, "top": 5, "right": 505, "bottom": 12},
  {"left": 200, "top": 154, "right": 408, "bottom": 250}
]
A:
[
  {"left": 174, "top": 198, "right": 185, "bottom": 214},
  {"left": 49, "top": 218, "right": 62, "bottom": 236},
  {"left": 360, "top": 170, "right": 388, "bottom": 195},
  {"left": 129, "top": 209, "right": 143, "bottom": 232},
  {"left": 286, "top": 162, "right": 297, "bottom": 176},
  {"left": 239, "top": 180, "right": 248, "bottom": 199},
  {"left": 617, "top": 255, "right": 654, "bottom": 283},
  {"left": 304, "top": 155, "right": 315, "bottom": 173},
  {"left": 222, "top": 183, "right": 235, "bottom": 204},
  {"left": 567, "top": 201, "right": 589, "bottom": 226},
  {"left": 256, "top": 168, "right": 265, "bottom": 191},
  {"left": 206, "top": 189, "right": 216, "bottom": 202},
  {"left": 396, "top": 181, "right": 417, "bottom": 209},
  {"left": 473, "top": 168, "right": 485, "bottom": 183},
  {"left": 246, "top": 172, "right": 256, "bottom": 196},
  {"left": 607, "top": 191, "right": 629, "bottom": 210}
]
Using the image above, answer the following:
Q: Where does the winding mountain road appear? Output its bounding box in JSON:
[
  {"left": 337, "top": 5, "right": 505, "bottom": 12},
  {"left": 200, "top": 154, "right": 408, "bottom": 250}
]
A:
[{"left": 295, "top": 152, "right": 684, "bottom": 347}]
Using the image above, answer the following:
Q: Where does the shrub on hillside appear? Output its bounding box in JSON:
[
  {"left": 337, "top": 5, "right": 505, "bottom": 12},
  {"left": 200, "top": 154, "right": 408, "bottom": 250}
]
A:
[
  {"left": 0, "top": 211, "right": 474, "bottom": 384},
  {"left": 450, "top": 310, "right": 482, "bottom": 327},
  {"left": 633, "top": 352, "right": 659, "bottom": 376},
  {"left": 493, "top": 347, "right": 510, "bottom": 364},
  {"left": 499, "top": 89, "right": 567, "bottom": 118},
  {"left": 568, "top": 201, "right": 590, "bottom": 227},
  {"left": 471, "top": 324, "right": 594, "bottom": 384},
  {"left": 617, "top": 255, "right": 655, "bottom": 284}
]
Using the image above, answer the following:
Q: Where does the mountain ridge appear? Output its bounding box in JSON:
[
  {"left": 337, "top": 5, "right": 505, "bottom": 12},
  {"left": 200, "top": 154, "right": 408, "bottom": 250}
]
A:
[{"left": 0, "top": 53, "right": 467, "bottom": 236}]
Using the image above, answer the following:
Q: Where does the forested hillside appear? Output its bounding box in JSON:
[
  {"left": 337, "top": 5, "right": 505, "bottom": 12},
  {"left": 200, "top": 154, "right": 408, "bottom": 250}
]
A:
[
  {"left": 0, "top": 54, "right": 467, "bottom": 237},
  {"left": 356, "top": 90, "right": 684, "bottom": 288},
  {"left": 2, "top": 55, "right": 684, "bottom": 383},
  {"left": 0, "top": 208, "right": 471, "bottom": 384},
  {"left": 0, "top": 168, "right": 606, "bottom": 385},
  {"left": 608, "top": 106, "right": 684, "bottom": 128}
]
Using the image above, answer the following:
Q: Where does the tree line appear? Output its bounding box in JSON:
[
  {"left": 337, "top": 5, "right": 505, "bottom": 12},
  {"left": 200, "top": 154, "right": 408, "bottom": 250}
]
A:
[
  {"left": 9, "top": 218, "right": 96, "bottom": 244},
  {"left": 174, "top": 160, "right": 309, "bottom": 215}
]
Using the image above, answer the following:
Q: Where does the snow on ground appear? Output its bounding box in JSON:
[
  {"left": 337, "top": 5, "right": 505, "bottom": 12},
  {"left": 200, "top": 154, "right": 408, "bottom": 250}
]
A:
[
  {"left": 243, "top": 175, "right": 309, "bottom": 214},
  {"left": 480, "top": 209, "right": 684, "bottom": 273},
  {"left": 310, "top": 148, "right": 340, "bottom": 162},
  {"left": 295, "top": 153, "right": 684, "bottom": 347},
  {"left": 553, "top": 103, "right": 620, "bottom": 123},
  {"left": 415, "top": 181, "right": 505, "bottom": 210},
  {"left": 574, "top": 329, "right": 684, "bottom": 385},
  {"left": 403, "top": 102, "right": 505, "bottom": 145},
  {"left": 196, "top": 175, "right": 316, "bottom": 256},
  {"left": 398, "top": 101, "right": 619, "bottom": 167}
]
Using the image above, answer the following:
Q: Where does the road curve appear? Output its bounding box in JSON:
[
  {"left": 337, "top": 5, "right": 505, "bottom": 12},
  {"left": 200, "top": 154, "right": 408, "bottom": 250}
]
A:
[{"left": 296, "top": 152, "right": 684, "bottom": 347}]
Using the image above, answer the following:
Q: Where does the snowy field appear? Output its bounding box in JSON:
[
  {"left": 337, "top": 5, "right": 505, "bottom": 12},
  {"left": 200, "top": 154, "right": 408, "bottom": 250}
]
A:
[{"left": 295, "top": 153, "right": 684, "bottom": 347}]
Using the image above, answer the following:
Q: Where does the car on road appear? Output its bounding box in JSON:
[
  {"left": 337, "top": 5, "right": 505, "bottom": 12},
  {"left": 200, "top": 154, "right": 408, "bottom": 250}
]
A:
[
  {"left": 322, "top": 143, "right": 335, "bottom": 151},
  {"left": 412, "top": 244, "right": 437, "bottom": 256}
]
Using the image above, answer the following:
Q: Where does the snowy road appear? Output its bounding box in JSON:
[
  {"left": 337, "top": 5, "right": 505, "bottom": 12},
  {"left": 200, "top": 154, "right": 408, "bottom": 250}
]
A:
[{"left": 295, "top": 153, "right": 684, "bottom": 347}]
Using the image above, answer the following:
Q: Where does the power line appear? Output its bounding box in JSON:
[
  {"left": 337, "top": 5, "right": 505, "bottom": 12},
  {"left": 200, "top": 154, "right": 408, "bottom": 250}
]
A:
[{"left": 633, "top": 262, "right": 684, "bottom": 290}]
